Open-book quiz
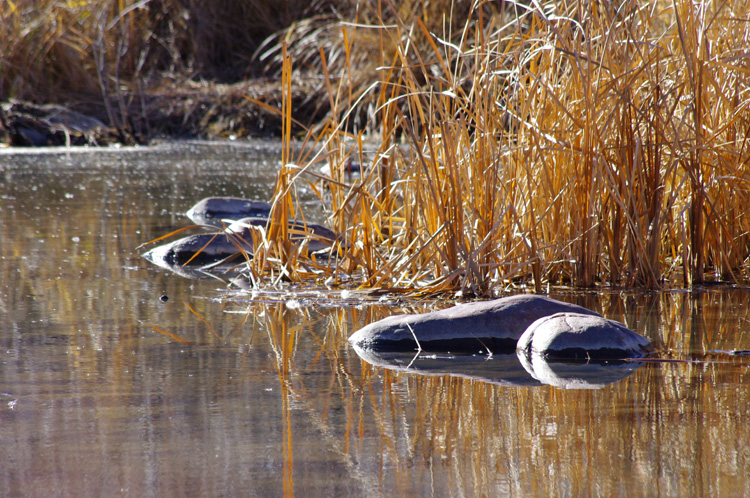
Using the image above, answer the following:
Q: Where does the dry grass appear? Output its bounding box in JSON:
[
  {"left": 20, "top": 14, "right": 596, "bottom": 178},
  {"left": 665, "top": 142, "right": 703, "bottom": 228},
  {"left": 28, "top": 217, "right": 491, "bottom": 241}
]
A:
[
  {"left": 0, "top": 0, "right": 344, "bottom": 140},
  {"left": 250, "top": 0, "right": 750, "bottom": 294},
  {"left": 0, "top": 0, "right": 330, "bottom": 97},
  {"left": 4, "top": 0, "right": 748, "bottom": 293}
]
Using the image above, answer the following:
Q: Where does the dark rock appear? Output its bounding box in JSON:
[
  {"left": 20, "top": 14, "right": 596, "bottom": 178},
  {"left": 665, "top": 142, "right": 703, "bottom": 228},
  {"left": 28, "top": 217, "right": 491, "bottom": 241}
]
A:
[
  {"left": 348, "top": 295, "right": 601, "bottom": 354},
  {"left": 185, "top": 197, "right": 340, "bottom": 255},
  {"left": 142, "top": 215, "right": 338, "bottom": 273},
  {"left": 1, "top": 101, "right": 107, "bottom": 146},
  {"left": 516, "top": 312, "right": 652, "bottom": 360},
  {"left": 142, "top": 231, "right": 252, "bottom": 268},
  {"left": 186, "top": 197, "right": 273, "bottom": 226}
]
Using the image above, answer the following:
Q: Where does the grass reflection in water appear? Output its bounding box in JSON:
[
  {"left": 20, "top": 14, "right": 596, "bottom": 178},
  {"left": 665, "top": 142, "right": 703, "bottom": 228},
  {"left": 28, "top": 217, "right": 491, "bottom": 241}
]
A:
[{"left": 196, "top": 290, "right": 750, "bottom": 497}]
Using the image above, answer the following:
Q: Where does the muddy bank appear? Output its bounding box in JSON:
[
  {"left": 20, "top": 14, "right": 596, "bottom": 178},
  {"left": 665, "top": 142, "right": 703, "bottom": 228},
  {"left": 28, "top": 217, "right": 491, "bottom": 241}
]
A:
[{"left": 0, "top": 76, "right": 326, "bottom": 146}]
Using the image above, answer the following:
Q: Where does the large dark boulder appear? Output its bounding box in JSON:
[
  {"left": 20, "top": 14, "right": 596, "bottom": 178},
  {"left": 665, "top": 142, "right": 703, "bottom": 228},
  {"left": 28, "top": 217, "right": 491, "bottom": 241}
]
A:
[
  {"left": 516, "top": 312, "right": 652, "bottom": 361},
  {"left": 348, "top": 295, "right": 602, "bottom": 354}
]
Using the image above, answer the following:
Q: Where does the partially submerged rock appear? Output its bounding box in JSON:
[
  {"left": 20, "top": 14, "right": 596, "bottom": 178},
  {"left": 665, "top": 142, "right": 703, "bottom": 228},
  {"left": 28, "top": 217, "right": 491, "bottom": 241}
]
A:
[
  {"left": 142, "top": 232, "right": 252, "bottom": 268},
  {"left": 142, "top": 215, "right": 339, "bottom": 271},
  {"left": 516, "top": 312, "right": 652, "bottom": 360},
  {"left": 348, "top": 295, "right": 601, "bottom": 354},
  {"left": 183, "top": 196, "right": 339, "bottom": 255},
  {"left": 186, "top": 197, "right": 273, "bottom": 227}
]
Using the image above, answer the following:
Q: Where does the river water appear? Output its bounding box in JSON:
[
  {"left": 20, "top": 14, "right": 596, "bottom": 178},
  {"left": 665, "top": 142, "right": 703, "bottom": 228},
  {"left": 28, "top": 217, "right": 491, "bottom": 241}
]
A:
[{"left": 1, "top": 141, "right": 748, "bottom": 497}]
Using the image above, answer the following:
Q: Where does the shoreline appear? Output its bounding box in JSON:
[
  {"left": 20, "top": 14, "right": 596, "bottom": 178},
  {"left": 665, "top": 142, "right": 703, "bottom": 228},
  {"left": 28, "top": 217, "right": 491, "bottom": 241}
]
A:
[{"left": 0, "top": 77, "right": 325, "bottom": 147}]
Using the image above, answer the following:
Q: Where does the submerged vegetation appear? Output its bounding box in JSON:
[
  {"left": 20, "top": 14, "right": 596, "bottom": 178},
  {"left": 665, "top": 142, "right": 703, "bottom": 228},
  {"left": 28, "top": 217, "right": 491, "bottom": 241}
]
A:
[{"left": 3, "top": 0, "right": 750, "bottom": 293}]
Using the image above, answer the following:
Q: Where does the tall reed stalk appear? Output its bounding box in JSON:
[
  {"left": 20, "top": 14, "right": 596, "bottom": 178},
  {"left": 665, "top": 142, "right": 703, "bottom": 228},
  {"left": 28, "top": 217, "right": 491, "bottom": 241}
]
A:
[{"left": 255, "top": 0, "right": 749, "bottom": 294}]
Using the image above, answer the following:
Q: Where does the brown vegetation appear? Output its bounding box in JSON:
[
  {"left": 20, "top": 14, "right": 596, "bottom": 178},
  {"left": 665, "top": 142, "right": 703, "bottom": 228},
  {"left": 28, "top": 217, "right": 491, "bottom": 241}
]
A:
[
  {"left": 255, "top": 0, "right": 750, "bottom": 292},
  {"left": 0, "top": 0, "right": 345, "bottom": 142},
  {"left": 3, "top": 0, "right": 749, "bottom": 292}
]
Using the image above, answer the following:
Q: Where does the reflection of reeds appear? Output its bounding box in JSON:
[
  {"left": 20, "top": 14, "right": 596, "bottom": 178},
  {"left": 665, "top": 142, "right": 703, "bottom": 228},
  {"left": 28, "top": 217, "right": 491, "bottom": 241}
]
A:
[
  {"left": 252, "top": 302, "right": 369, "bottom": 494},
  {"left": 352, "top": 329, "right": 750, "bottom": 496},
  {"left": 255, "top": 0, "right": 750, "bottom": 294},
  {"left": 240, "top": 291, "right": 749, "bottom": 495}
]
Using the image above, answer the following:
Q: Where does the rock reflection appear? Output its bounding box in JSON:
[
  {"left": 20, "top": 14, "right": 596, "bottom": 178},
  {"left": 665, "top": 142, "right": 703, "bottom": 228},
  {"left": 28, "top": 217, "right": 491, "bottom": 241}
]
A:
[
  {"left": 351, "top": 345, "right": 542, "bottom": 386},
  {"left": 516, "top": 351, "right": 644, "bottom": 389},
  {"left": 351, "top": 343, "right": 644, "bottom": 389},
  {"left": 141, "top": 243, "right": 242, "bottom": 281}
]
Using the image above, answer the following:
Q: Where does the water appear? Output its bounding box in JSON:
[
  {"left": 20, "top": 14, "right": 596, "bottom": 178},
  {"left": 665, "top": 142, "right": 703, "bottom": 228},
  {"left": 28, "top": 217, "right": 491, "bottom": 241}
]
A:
[{"left": 1, "top": 142, "right": 749, "bottom": 497}]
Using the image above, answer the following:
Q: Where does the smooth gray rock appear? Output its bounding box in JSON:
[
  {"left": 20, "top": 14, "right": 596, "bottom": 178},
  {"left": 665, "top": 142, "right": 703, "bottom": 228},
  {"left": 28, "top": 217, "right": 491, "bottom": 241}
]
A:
[
  {"left": 186, "top": 197, "right": 273, "bottom": 227},
  {"left": 142, "top": 216, "right": 338, "bottom": 270},
  {"left": 142, "top": 232, "right": 252, "bottom": 268},
  {"left": 348, "top": 295, "right": 602, "bottom": 354},
  {"left": 516, "top": 312, "right": 652, "bottom": 360}
]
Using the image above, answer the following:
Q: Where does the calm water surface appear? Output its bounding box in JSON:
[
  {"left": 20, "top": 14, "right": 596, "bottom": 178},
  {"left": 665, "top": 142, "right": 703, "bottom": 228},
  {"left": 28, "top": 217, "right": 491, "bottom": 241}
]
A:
[{"left": 1, "top": 142, "right": 748, "bottom": 497}]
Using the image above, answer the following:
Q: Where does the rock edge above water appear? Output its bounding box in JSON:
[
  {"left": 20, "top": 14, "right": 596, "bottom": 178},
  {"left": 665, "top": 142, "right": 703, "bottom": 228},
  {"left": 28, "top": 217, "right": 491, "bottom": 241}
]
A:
[
  {"left": 517, "top": 312, "right": 653, "bottom": 360},
  {"left": 142, "top": 197, "right": 340, "bottom": 272},
  {"left": 348, "top": 295, "right": 604, "bottom": 354},
  {"left": 349, "top": 295, "right": 652, "bottom": 359}
]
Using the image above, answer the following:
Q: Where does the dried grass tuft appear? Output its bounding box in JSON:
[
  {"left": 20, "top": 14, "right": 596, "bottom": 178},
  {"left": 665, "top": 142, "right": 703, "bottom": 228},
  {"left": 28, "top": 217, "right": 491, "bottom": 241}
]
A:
[{"left": 253, "top": 0, "right": 750, "bottom": 294}]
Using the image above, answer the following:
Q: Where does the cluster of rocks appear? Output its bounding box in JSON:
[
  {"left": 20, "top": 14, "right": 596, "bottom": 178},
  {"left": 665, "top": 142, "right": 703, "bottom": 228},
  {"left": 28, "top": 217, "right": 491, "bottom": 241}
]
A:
[
  {"left": 349, "top": 295, "right": 653, "bottom": 389},
  {"left": 142, "top": 200, "right": 654, "bottom": 389},
  {"left": 142, "top": 196, "right": 339, "bottom": 276}
]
